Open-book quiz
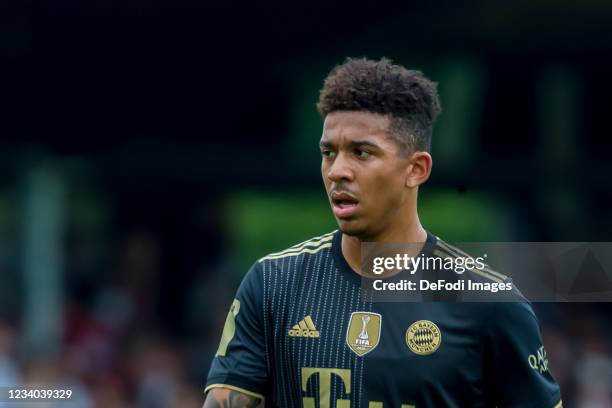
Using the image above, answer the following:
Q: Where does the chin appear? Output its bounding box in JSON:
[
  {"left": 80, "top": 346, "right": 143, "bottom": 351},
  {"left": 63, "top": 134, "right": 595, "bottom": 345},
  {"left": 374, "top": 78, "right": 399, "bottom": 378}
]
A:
[{"left": 337, "top": 219, "right": 370, "bottom": 239}]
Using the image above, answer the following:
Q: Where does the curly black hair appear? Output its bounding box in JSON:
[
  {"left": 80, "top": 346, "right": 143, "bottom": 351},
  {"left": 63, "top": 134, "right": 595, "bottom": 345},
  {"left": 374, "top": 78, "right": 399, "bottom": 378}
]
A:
[{"left": 317, "top": 57, "right": 441, "bottom": 153}]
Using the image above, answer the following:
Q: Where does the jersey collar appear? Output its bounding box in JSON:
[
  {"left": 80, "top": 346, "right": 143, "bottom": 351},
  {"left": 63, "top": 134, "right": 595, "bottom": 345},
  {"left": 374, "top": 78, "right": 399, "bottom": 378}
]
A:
[{"left": 332, "top": 229, "right": 438, "bottom": 285}]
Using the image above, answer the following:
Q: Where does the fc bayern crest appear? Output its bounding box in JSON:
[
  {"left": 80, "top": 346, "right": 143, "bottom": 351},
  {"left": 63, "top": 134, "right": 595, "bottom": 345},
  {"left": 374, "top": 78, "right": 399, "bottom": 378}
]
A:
[
  {"left": 346, "top": 312, "right": 382, "bottom": 357},
  {"left": 406, "top": 320, "right": 441, "bottom": 355}
]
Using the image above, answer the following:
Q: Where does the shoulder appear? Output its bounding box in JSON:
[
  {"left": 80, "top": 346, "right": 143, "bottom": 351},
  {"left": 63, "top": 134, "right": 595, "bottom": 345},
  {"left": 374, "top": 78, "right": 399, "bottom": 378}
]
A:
[
  {"left": 431, "top": 237, "right": 508, "bottom": 283},
  {"left": 256, "top": 230, "right": 337, "bottom": 265},
  {"left": 482, "top": 300, "right": 543, "bottom": 348},
  {"left": 235, "top": 231, "right": 338, "bottom": 315},
  {"left": 430, "top": 235, "right": 528, "bottom": 302}
]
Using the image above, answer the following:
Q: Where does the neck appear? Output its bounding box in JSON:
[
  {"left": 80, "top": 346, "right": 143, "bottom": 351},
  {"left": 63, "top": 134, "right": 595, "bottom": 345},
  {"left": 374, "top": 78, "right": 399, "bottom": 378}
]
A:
[{"left": 341, "top": 215, "right": 427, "bottom": 276}]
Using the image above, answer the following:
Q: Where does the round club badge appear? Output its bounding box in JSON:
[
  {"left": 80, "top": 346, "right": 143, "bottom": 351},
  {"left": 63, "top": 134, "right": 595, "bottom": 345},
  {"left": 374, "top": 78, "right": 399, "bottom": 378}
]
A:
[{"left": 406, "top": 320, "right": 441, "bottom": 355}]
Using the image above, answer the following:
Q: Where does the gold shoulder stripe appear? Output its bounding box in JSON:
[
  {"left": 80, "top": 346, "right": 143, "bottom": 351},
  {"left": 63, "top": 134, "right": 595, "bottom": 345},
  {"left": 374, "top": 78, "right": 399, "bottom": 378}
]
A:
[
  {"left": 262, "top": 231, "right": 335, "bottom": 259},
  {"left": 433, "top": 247, "right": 505, "bottom": 283},
  {"left": 260, "top": 243, "right": 332, "bottom": 261},
  {"left": 432, "top": 248, "right": 504, "bottom": 283},
  {"left": 469, "top": 267, "right": 504, "bottom": 284},
  {"left": 204, "top": 383, "right": 265, "bottom": 400},
  {"left": 436, "top": 241, "right": 508, "bottom": 280},
  {"left": 553, "top": 400, "right": 562, "bottom": 408}
]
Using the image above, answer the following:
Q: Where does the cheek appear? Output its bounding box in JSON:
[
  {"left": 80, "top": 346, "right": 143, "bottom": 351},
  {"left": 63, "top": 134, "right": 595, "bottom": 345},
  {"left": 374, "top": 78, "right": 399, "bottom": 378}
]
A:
[
  {"left": 322, "top": 174, "right": 332, "bottom": 192},
  {"left": 321, "top": 165, "right": 329, "bottom": 185},
  {"left": 364, "top": 170, "right": 405, "bottom": 206}
]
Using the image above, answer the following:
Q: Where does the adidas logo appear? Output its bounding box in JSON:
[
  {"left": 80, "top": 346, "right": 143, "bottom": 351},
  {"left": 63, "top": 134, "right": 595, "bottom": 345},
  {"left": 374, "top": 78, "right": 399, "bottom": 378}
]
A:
[{"left": 288, "top": 315, "right": 320, "bottom": 338}]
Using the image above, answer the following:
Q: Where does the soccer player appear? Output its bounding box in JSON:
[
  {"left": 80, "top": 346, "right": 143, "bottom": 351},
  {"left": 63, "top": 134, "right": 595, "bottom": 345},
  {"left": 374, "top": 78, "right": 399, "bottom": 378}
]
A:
[{"left": 203, "top": 58, "right": 562, "bottom": 407}]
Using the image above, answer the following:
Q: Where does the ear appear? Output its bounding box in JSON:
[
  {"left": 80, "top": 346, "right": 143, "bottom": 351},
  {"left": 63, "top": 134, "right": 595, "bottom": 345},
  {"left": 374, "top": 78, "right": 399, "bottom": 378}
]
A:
[{"left": 405, "top": 151, "right": 432, "bottom": 188}]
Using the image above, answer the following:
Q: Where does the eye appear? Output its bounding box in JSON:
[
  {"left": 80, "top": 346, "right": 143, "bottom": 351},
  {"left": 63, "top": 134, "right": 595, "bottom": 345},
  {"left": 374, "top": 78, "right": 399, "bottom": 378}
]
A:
[
  {"left": 321, "top": 149, "right": 336, "bottom": 158},
  {"left": 355, "top": 149, "right": 370, "bottom": 158}
]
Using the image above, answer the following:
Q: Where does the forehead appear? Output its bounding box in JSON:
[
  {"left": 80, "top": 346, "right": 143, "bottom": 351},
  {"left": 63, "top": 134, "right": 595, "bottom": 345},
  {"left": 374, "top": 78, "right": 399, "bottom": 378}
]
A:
[{"left": 322, "top": 111, "right": 391, "bottom": 141}]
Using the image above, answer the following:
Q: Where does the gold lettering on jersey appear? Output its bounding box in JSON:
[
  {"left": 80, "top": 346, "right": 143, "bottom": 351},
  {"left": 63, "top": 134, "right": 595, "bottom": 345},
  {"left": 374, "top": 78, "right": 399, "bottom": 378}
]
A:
[
  {"left": 346, "top": 312, "right": 382, "bottom": 356},
  {"left": 528, "top": 345, "right": 549, "bottom": 374},
  {"left": 301, "top": 367, "right": 351, "bottom": 408},
  {"left": 301, "top": 367, "right": 418, "bottom": 407},
  {"left": 405, "top": 320, "right": 441, "bottom": 355}
]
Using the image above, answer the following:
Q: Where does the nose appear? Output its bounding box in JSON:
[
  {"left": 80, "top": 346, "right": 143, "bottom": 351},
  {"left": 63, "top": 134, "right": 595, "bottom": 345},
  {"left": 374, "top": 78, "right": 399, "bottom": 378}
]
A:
[{"left": 326, "top": 152, "right": 354, "bottom": 183}]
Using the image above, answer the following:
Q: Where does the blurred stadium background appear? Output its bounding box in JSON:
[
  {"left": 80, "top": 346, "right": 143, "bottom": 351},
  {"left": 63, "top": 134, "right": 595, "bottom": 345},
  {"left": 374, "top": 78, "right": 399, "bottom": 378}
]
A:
[{"left": 1, "top": 1, "right": 612, "bottom": 407}]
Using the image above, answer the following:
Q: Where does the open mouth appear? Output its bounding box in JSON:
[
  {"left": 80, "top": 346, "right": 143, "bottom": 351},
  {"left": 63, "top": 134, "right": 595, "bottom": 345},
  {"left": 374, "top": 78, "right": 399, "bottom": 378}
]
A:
[{"left": 331, "top": 192, "right": 359, "bottom": 218}]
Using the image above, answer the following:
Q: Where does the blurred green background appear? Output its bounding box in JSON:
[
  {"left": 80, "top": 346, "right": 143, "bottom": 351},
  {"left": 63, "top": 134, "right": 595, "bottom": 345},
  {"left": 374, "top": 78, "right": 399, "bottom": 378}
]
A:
[{"left": 1, "top": 1, "right": 611, "bottom": 407}]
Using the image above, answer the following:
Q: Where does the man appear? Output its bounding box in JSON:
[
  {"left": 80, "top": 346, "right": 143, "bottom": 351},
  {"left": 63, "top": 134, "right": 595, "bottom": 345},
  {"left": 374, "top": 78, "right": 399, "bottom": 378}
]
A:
[{"left": 203, "top": 58, "right": 562, "bottom": 407}]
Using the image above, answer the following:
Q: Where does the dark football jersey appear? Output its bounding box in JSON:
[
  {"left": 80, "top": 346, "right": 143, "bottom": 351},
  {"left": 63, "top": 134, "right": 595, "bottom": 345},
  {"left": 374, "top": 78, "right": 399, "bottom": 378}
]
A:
[{"left": 206, "top": 230, "right": 562, "bottom": 408}]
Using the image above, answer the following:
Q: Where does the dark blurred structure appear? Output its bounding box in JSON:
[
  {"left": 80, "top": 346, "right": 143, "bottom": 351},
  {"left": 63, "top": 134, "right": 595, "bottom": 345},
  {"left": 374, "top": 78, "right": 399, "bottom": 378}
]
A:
[{"left": 1, "top": 1, "right": 611, "bottom": 407}]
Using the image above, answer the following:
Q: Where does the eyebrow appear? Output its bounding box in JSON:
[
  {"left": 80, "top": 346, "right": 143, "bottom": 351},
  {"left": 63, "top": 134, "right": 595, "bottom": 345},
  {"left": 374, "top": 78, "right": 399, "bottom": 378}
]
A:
[{"left": 319, "top": 139, "right": 382, "bottom": 150}]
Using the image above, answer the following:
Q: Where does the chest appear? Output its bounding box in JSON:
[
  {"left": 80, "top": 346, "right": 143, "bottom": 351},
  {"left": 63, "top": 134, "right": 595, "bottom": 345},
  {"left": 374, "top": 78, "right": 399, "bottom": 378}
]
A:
[{"left": 268, "top": 285, "right": 488, "bottom": 406}]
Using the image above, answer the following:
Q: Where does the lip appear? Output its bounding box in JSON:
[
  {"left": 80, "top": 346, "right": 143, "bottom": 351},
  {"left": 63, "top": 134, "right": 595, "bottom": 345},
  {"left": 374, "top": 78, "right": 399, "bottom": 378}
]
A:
[{"left": 331, "top": 191, "right": 360, "bottom": 219}]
